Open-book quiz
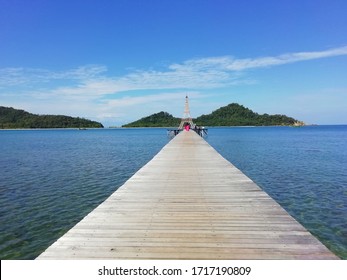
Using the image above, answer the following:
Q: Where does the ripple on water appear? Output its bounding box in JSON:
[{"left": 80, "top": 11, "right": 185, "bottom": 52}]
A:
[
  {"left": 0, "top": 128, "right": 168, "bottom": 259},
  {"left": 206, "top": 126, "right": 347, "bottom": 259},
  {"left": 1, "top": 127, "right": 346, "bottom": 259}
]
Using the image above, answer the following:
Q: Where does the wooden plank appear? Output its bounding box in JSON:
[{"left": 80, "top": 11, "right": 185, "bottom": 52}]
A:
[{"left": 37, "top": 130, "right": 338, "bottom": 259}]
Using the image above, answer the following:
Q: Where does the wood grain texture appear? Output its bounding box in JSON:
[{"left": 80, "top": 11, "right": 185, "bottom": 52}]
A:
[{"left": 37, "top": 131, "right": 338, "bottom": 259}]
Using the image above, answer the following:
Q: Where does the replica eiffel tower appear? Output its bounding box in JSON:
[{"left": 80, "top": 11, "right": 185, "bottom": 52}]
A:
[
  {"left": 167, "top": 95, "right": 207, "bottom": 137},
  {"left": 178, "top": 95, "right": 194, "bottom": 130}
]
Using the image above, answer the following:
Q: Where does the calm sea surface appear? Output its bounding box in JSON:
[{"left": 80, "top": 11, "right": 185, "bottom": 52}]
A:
[{"left": 0, "top": 126, "right": 346, "bottom": 259}]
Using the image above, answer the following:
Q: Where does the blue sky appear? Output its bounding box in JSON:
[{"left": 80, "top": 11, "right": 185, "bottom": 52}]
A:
[{"left": 1, "top": 0, "right": 346, "bottom": 126}]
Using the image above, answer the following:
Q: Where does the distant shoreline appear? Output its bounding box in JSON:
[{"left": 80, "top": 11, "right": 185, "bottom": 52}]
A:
[
  {"left": 0, "top": 127, "right": 105, "bottom": 131},
  {"left": 2, "top": 125, "right": 347, "bottom": 131}
]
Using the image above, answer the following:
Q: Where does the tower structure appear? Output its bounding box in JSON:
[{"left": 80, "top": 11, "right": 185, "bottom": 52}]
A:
[{"left": 178, "top": 95, "right": 194, "bottom": 129}]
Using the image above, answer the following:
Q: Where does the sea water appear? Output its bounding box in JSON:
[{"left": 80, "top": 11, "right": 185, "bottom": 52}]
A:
[
  {"left": 206, "top": 125, "right": 347, "bottom": 259},
  {"left": 0, "top": 126, "right": 346, "bottom": 259},
  {"left": 0, "top": 128, "right": 168, "bottom": 259}
]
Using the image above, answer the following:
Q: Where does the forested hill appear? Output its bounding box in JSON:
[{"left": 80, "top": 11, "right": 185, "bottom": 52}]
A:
[
  {"left": 122, "top": 103, "right": 302, "bottom": 127},
  {"left": 0, "top": 106, "right": 104, "bottom": 129},
  {"left": 195, "top": 103, "right": 299, "bottom": 126},
  {"left": 122, "top": 111, "right": 180, "bottom": 127}
]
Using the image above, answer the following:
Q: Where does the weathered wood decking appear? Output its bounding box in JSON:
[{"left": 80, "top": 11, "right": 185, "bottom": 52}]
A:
[{"left": 37, "top": 130, "right": 337, "bottom": 259}]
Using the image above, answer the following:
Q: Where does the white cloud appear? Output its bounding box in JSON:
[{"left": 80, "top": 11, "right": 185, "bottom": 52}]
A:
[
  {"left": 98, "top": 91, "right": 203, "bottom": 124},
  {"left": 103, "top": 91, "right": 202, "bottom": 108},
  {"left": 0, "top": 65, "right": 107, "bottom": 88},
  {"left": 181, "top": 45, "right": 347, "bottom": 71},
  {"left": 1, "top": 45, "right": 347, "bottom": 125},
  {"left": 2, "top": 46, "right": 346, "bottom": 95}
]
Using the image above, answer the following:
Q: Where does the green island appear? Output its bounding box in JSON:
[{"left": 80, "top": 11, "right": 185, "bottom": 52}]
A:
[
  {"left": 123, "top": 103, "right": 304, "bottom": 127},
  {"left": 122, "top": 111, "right": 180, "bottom": 127},
  {"left": 0, "top": 106, "right": 104, "bottom": 129}
]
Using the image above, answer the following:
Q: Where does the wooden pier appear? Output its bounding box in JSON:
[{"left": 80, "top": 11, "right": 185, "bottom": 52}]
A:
[{"left": 37, "top": 131, "right": 337, "bottom": 259}]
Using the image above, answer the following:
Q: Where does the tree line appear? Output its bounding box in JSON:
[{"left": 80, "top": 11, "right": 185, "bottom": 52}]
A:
[
  {"left": 0, "top": 106, "right": 104, "bottom": 129},
  {"left": 122, "top": 103, "right": 301, "bottom": 127},
  {"left": 122, "top": 111, "right": 180, "bottom": 127},
  {"left": 194, "top": 103, "right": 298, "bottom": 126}
]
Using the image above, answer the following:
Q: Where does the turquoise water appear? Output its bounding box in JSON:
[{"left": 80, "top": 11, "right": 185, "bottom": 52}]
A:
[{"left": 0, "top": 126, "right": 346, "bottom": 259}]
